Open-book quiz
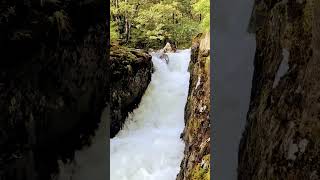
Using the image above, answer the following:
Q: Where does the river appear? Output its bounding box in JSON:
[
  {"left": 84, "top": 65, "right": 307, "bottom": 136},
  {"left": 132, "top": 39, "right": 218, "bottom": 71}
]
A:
[{"left": 110, "top": 49, "right": 191, "bottom": 180}]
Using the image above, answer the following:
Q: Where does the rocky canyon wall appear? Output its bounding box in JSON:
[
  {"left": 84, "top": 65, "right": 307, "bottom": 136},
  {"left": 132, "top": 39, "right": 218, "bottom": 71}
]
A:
[
  {"left": 177, "top": 32, "right": 211, "bottom": 180},
  {"left": 0, "top": 0, "right": 108, "bottom": 179},
  {"left": 239, "top": 0, "right": 320, "bottom": 179}
]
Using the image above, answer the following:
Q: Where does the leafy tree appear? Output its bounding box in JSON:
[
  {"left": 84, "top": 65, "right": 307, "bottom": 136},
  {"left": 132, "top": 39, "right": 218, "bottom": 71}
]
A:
[
  {"left": 193, "top": 0, "right": 210, "bottom": 32},
  {"left": 110, "top": 21, "right": 119, "bottom": 42},
  {"left": 110, "top": 0, "right": 209, "bottom": 49}
]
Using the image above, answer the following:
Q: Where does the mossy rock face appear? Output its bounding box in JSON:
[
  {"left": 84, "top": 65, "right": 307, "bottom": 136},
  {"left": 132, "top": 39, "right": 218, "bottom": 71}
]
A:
[
  {"left": 239, "top": 0, "right": 320, "bottom": 179},
  {"left": 109, "top": 44, "right": 153, "bottom": 137},
  {"left": 190, "top": 155, "right": 210, "bottom": 180},
  {"left": 177, "top": 32, "right": 211, "bottom": 180}
]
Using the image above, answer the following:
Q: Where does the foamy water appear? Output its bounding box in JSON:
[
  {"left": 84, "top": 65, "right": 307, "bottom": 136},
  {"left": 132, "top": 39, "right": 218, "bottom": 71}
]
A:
[{"left": 110, "top": 49, "right": 191, "bottom": 180}]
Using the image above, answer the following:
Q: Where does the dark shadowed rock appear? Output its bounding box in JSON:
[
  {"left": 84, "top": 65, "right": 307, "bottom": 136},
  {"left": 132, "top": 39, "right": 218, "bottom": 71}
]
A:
[
  {"left": 0, "top": 0, "right": 108, "bottom": 179},
  {"left": 159, "top": 53, "right": 169, "bottom": 64}
]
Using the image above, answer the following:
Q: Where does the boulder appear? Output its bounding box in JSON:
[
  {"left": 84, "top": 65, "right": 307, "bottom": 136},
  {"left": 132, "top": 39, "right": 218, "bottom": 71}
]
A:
[
  {"left": 159, "top": 53, "right": 169, "bottom": 64},
  {"left": 162, "top": 42, "right": 176, "bottom": 53},
  {"left": 109, "top": 45, "right": 153, "bottom": 137}
]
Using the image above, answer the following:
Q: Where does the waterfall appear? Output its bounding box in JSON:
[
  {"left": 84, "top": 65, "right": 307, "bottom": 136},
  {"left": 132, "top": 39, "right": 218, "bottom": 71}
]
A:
[{"left": 110, "top": 49, "right": 191, "bottom": 180}]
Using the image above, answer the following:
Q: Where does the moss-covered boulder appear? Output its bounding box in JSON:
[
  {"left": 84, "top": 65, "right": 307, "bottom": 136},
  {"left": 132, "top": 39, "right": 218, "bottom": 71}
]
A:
[{"left": 109, "top": 44, "right": 153, "bottom": 137}]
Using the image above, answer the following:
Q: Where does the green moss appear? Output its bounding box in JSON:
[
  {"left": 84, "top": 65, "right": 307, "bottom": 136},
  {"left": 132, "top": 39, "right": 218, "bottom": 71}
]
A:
[
  {"left": 110, "top": 45, "right": 138, "bottom": 61},
  {"left": 190, "top": 154, "right": 210, "bottom": 180},
  {"left": 189, "top": 115, "right": 200, "bottom": 136}
]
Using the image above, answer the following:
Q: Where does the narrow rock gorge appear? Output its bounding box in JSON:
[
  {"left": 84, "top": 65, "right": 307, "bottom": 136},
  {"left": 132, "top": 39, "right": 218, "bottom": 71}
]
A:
[
  {"left": 239, "top": 0, "right": 320, "bottom": 179},
  {"left": 177, "top": 32, "right": 211, "bottom": 180},
  {"left": 109, "top": 45, "right": 153, "bottom": 137},
  {"left": 0, "top": 0, "right": 108, "bottom": 179}
]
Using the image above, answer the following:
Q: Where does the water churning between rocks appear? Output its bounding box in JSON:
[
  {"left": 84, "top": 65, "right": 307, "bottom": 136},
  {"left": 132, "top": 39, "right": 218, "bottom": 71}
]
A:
[{"left": 110, "top": 49, "right": 191, "bottom": 180}]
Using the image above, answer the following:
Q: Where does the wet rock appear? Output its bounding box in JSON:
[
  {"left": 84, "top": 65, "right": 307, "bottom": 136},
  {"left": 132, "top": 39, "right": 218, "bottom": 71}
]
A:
[
  {"left": 177, "top": 32, "right": 210, "bottom": 180},
  {"left": 159, "top": 53, "right": 169, "bottom": 64},
  {"left": 109, "top": 44, "right": 153, "bottom": 137},
  {"left": 161, "top": 42, "right": 176, "bottom": 53},
  {"left": 238, "top": 0, "right": 320, "bottom": 179}
]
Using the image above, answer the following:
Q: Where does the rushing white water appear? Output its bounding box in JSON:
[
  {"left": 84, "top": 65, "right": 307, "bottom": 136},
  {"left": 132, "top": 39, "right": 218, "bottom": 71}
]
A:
[{"left": 110, "top": 49, "right": 191, "bottom": 180}]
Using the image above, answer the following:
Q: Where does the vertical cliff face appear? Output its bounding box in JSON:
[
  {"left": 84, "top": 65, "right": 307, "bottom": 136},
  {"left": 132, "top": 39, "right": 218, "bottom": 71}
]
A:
[
  {"left": 177, "top": 32, "right": 211, "bottom": 180},
  {"left": 0, "top": 0, "right": 108, "bottom": 179},
  {"left": 109, "top": 45, "right": 153, "bottom": 137},
  {"left": 239, "top": 0, "right": 320, "bottom": 179}
]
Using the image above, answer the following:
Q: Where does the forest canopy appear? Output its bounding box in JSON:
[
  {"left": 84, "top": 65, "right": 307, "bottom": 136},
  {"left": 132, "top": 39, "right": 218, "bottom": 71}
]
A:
[{"left": 110, "top": 0, "right": 210, "bottom": 49}]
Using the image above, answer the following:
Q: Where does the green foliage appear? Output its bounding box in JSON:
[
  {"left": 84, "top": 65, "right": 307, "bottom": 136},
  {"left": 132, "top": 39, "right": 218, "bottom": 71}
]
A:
[
  {"left": 135, "top": 2, "right": 178, "bottom": 40},
  {"left": 171, "top": 16, "right": 199, "bottom": 48},
  {"left": 110, "top": 0, "right": 209, "bottom": 49},
  {"left": 110, "top": 21, "right": 119, "bottom": 42},
  {"left": 193, "top": 0, "right": 210, "bottom": 32}
]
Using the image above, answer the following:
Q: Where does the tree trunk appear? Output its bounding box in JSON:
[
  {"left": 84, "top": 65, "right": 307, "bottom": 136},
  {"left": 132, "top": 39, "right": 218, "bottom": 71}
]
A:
[
  {"left": 127, "top": 21, "right": 129, "bottom": 42},
  {"left": 125, "top": 17, "right": 129, "bottom": 43},
  {"left": 114, "top": 0, "right": 121, "bottom": 33},
  {"left": 173, "top": 13, "right": 175, "bottom": 24}
]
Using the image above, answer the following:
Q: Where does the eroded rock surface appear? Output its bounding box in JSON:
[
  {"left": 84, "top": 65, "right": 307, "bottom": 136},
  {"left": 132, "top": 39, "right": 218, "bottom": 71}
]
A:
[
  {"left": 239, "top": 0, "right": 320, "bottom": 179},
  {"left": 177, "top": 32, "right": 211, "bottom": 180},
  {"left": 109, "top": 45, "right": 153, "bottom": 137}
]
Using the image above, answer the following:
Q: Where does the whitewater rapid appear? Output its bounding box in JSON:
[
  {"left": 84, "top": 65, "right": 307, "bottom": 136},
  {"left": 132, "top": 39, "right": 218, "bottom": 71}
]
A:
[{"left": 110, "top": 49, "right": 191, "bottom": 180}]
